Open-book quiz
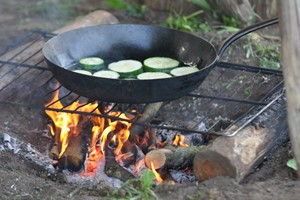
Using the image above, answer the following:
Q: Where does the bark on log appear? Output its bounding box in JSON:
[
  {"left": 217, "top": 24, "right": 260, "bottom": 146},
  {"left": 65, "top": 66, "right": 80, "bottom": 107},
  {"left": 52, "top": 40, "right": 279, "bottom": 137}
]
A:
[
  {"left": 210, "top": 0, "right": 254, "bottom": 23},
  {"left": 280, "top": 1, "right": 300, "bottom": 177},
  {"left": 193, "top": 93, "right": 289, "bottom": 182},
  {"left": 129, "top": 102, "right": 163, "bottom": 143},
  {"left": 144, "top": 145, "right": 202, "bottom": 170}
]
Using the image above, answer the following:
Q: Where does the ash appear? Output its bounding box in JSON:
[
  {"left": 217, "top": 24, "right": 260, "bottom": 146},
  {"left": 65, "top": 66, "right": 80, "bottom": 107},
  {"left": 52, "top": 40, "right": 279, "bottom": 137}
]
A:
[
  {"left": 0, "top": 132, "right": 55, "bottom": 175},
  {"left": 63, "top": 156, "right": 123, "bottom": 188},
  {"left": 0, "top": 132, "right": 123, "bottom": 188}
]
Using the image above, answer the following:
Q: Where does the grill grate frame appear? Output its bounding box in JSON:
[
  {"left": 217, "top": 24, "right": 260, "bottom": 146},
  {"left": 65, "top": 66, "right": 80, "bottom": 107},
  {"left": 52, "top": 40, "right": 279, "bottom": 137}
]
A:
[{"left": 0, "top": 31, "right": 284, "bottom": 136}]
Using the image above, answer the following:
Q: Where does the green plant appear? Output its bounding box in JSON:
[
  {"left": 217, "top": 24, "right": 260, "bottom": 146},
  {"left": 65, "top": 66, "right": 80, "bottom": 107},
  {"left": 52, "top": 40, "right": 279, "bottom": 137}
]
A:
[
  {"left": 222, "top": 16, "right": 241, "bottom": 27},
  {"left": 287, "top": 158, "right": 298, "bottom": 171},
  {"left": 166, "top": 10, "right": 210, "bottom": 32},
  {"left": 243, "top": 36, "right": 281, "bottom": 70},
  {"left": 112, "top": 170, "right": 159, "bottom": 200},
  {"left": 106, "top": 0, "right": 127, "bottom": 10},
  {"left": 105, "top": 0, "right": 146, "bottom": 19},
  {"left": 126, "top": 3, "right": 147, "bottom": 18}
]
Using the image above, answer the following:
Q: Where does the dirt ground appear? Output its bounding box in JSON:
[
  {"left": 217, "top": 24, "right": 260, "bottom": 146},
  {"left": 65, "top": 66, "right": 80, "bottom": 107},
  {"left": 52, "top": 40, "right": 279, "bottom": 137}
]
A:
[{"left": 0, "top": 1, "right": 299, "bottom": 200}]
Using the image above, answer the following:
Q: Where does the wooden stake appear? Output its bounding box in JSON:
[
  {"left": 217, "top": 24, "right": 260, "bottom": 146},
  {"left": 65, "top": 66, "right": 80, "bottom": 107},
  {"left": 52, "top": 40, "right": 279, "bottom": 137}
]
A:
[{"left": 280, "top": 0, "right": 300, "bottom": 177}]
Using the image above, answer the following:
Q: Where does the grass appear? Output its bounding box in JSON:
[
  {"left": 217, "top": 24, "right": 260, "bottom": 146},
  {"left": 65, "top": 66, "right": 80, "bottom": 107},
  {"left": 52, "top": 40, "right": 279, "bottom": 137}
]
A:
[
  {"left": 106, "top": 0, "right": 147, "bottom": 19},
  {"left": 243, "top": 35, "right": 281, "bottom": 70},
  {"left": 166, "top": 10, "right": 210, "bottom": 32},
  {"left": 111, "top": 170, "right": 159, "bottom": 200}
]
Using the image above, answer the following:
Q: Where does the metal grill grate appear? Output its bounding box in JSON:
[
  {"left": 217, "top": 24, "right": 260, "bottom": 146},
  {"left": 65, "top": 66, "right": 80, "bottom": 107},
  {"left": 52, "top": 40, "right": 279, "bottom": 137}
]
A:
[{"left": 0, "top": 32, "right": 284, "bottom": 136}]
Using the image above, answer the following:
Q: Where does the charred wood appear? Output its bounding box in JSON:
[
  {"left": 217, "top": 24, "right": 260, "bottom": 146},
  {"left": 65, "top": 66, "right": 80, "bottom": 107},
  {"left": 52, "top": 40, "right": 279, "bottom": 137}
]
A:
[
  {"left": 58, "top": 134, "right": 86, "bottom": 172},
  {"left": 104, "top": 132, "right": 135, "bottom": 182}
]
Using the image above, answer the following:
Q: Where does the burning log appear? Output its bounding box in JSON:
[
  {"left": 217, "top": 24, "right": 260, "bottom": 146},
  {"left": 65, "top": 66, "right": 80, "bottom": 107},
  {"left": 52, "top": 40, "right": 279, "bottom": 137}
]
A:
[
  {"left": 193, "top": 94, "right": 289, "bottom": 182},
  {"left": 104, "top": 132, "right": 135, "bottom": 182},
  {"left": 49, "top": 116, "right": 92, "bottom": 171},
  {"left": 58, "top": 134, "right": 86, "bottom": 172},
  {"left": 129, "top": 102, "right": 163, "bottom": 143},
  {"left": 144, "top": 146, "right": 202, "bottom": 171}
]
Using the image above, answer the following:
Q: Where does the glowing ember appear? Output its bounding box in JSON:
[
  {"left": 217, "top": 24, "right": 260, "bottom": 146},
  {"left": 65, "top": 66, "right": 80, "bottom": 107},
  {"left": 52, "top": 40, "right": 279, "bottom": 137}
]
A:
[
  {"left": 150, "top": 162, "right": 163, "bottom": 182},
  {"left": 173, "top": 134, "right": 189, "bottom": 147}
]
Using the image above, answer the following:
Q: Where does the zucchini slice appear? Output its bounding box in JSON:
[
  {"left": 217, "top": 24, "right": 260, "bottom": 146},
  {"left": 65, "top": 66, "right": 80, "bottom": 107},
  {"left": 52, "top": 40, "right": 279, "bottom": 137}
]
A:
[
  {"left": 108, "top": 60, "right": 143, "bottom": 78},
  {"left": 79, "top": 57, "right": 104, "bottom": 70},
  {"left": 72, "top": 69, "right": 92, "bottom": 76},
  {"left": 137, "top": 72, "right": 172, "bottom": 80},
  {"left": 93, "top": 70, "right": 120, "bottom": 79},
  {"left": 143, "top": 57, "right": 180, "bottom": 72},
  {"left": 170, "top": 66, "right": 199, "bottom": 76}
]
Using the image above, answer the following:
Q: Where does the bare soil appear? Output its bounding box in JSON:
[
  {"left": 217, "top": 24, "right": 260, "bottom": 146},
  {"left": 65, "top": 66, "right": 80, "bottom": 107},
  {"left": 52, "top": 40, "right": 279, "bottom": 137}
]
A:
[{"left": 0, "top": 1, "right": 298, "bottom": 200}]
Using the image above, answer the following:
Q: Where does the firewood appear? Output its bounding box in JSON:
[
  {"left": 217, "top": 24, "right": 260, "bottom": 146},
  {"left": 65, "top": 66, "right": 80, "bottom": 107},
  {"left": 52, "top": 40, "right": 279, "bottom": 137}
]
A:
[
  {"left": 50, "top": 116, "right": 92, "bottom": 171},
  {"left": 144, "top": 145, "right": 202, "bottom": 170},
  {"left": 58, "top": 134, "right": 85, "bottom": 172},
  {"left": 129, "top": 102, "right": 163, "bottom": 143},
  {"left": 104, "top": 139, "right": 135, "bottom": 182},
  {"left": 193, "top": 94, "right": 289, "bottom": 182}
]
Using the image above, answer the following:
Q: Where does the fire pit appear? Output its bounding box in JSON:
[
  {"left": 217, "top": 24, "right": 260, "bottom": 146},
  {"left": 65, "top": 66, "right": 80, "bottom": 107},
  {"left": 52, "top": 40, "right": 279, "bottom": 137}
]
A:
[{"left": 0, "top": 17, "right": 287, "bottom": 186}]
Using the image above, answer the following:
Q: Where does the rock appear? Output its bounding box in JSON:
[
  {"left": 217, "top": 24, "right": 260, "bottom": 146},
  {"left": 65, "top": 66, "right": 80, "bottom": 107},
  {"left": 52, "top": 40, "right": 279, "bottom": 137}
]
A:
[{"left": 54, "top": 10, "right": 119, "bottom": 34}]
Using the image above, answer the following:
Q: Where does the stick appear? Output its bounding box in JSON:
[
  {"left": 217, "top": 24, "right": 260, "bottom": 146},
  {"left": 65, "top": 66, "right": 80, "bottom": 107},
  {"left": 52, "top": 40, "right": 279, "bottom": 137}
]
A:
[{"left": 129, "top": 102, "right": 163, "bottom": 142}]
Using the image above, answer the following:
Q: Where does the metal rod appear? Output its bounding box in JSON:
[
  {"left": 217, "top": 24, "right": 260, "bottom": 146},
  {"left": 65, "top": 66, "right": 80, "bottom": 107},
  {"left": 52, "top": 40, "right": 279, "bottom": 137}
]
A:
[
  {"left": 0, "top": 60, "right": 50, "bottom": 71},
  {"left": 223, "top": 90, "right": 284, "bottom": 137},
  {"left": 217, "top": 62, "right": 282, "bottom": 76},
  {"left": 187, "top": 94, "right": 268, "bottom": 105}
]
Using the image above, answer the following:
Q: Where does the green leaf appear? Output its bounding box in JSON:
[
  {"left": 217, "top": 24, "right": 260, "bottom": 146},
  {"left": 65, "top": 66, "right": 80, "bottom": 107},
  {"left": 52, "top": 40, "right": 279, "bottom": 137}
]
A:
[
  {"left": 287, "top": 158, "right": 298, "bottom": 171},
  {"left": 140, "top": 170, "right": 155, "bottom": 189},
  {"left": 106, "top": 0, "right": 127, "bottom": 10}
]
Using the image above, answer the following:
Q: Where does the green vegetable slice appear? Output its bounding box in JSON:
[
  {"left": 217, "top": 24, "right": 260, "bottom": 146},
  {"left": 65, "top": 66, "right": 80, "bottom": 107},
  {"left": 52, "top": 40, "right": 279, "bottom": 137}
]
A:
[
  {"left": 108, "top": 60, "right": 143, "bottom": 78},
  {"left": 72, "top": 69, "right": 92, "bottom": 76},
  {"left": 170, "top": 66, "right": 199, "bottom": 76},
  {"left": 79, "top": 57, "right": 104, "bottom": 70},
  {"left": 137, "top": 72, "right": 172, "bottom": 80},
  {"left": 93, "top": 70, "right": 120, "bottom": 79},
  {"left": 143, "top": 57, "right": 180, "bottom": 72}
]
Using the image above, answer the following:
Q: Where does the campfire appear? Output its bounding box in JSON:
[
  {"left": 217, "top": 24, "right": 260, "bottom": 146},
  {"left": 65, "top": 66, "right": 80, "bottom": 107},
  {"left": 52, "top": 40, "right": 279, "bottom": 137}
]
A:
[
  {"left": 0, "top": 28, "right": 287, "bottom": 187},
  {"left": 45, "top": 89, "right": 194, "bottom": 182}
]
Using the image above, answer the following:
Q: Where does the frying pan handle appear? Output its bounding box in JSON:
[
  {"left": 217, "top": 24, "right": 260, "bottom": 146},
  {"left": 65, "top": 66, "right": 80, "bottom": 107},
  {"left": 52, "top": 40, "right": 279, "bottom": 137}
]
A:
[{"left": 217, "top": 18, "right": 279, "bottom": 61}]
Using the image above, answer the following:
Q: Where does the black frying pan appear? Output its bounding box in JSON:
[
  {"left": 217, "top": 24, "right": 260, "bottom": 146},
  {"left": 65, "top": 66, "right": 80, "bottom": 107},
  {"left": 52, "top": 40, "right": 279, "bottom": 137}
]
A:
[{"left": 42, "top": 18, "right": 278, "bottom": 103}]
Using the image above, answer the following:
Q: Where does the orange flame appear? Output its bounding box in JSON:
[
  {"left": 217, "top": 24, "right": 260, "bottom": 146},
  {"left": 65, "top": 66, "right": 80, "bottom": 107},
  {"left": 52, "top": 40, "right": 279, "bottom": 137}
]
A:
[
  {"left": 133, "top": 159, "right": 145, "bottom": 175},
  {"left": 173, "top": 134, "right": 189, "bottom": 147},
  {"left": 45, "top": 90, "right": 133, "bottom": 174},
  {"left": 150, "top": 162, "right": 163, "bottom": 183}
]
